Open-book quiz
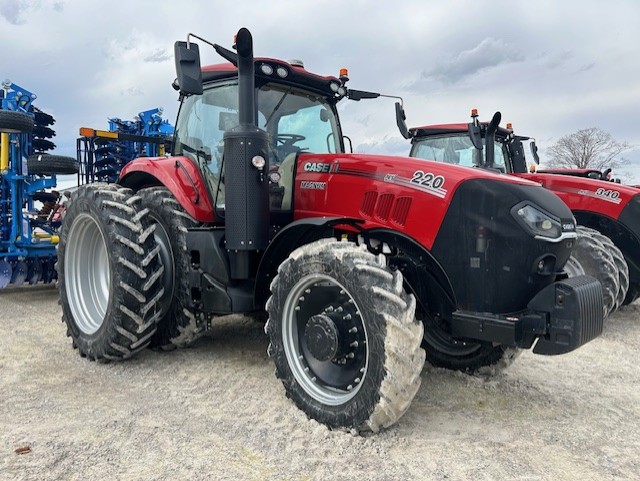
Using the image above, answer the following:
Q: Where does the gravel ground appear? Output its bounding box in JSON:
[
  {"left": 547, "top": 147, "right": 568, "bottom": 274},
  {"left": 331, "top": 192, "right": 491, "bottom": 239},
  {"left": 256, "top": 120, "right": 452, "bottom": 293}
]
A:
[{"left": 1, "top": 284, "right": 639, "bottom": 481}]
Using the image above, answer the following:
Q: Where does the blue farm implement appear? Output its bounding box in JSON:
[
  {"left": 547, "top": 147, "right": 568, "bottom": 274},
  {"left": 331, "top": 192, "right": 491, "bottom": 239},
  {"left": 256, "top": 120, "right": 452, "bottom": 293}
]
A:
[
  {"left": 77, "top": 108, "right": 174, "bottom": 184},
  {"left": 0, "top": 80, "right": 78, "bottom": 288}
]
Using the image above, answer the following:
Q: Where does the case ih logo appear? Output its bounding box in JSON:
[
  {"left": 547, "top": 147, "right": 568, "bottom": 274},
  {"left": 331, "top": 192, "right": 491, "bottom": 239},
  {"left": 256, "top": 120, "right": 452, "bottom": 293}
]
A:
[{"left": 303, "top": 162, "right": 332, "bottom": 173}]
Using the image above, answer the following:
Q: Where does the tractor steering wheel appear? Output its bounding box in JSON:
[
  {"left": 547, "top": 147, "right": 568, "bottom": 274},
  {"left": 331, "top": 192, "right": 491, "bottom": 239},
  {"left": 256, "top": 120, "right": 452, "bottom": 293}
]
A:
[
  {"left": 273, "top": 134, "right": 306, "bottom": 164},
  {"left": 276, "top": 133, "right": 306, "bottom": 147}
]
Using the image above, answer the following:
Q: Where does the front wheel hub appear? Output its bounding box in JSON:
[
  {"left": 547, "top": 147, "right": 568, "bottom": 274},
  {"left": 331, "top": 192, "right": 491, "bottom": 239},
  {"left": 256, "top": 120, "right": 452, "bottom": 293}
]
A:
[{"left": 304, "top": 314, "right": 339, "bottom": 362}]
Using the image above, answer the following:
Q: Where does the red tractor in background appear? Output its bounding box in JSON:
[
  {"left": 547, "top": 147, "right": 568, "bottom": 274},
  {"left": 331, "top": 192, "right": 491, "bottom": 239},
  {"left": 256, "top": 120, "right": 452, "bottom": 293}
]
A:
[
  {"left": 57, "top": 29, "right": 604, "bottom": 433},
  {"left": 405, "top": 109, "right": 640, "bottom": 316}
]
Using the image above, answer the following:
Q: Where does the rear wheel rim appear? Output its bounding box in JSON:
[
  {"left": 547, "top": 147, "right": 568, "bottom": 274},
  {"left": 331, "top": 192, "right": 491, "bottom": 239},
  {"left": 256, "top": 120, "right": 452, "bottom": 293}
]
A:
[
  {"left": 282, "top": 274, "right": 369, "bottom": 406},
  {"left": 65, "top": 214, "right": 110, "bottom": 334}
]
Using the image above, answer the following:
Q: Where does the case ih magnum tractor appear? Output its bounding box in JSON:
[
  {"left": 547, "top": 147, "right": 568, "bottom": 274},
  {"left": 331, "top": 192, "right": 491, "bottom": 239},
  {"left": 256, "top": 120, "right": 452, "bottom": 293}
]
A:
[
  {"left": 406, "top": 110, "right": 640, "bottom": 316},
  {"left": 57, "top": 29, "right": 604, "bottom": 433}
]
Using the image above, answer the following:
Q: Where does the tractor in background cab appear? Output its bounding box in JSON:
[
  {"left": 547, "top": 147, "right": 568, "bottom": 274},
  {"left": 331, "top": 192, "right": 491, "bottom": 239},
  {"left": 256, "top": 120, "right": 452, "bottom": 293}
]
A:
[
  {"left": 57, "top": 29, "right": 604, "bottom": 433},
  {"left": 406, "top": 109, "right": 640, "bottom": 315}
]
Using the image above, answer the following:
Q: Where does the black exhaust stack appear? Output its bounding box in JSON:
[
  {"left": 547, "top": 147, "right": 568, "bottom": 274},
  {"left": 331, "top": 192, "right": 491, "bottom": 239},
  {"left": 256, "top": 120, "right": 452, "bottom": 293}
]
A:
[
  {"left": 223, "top": 28, "right": 270, "bottom": 279},
  {"left": 485, "top": 111, "right": 501, "bottom": 168}
]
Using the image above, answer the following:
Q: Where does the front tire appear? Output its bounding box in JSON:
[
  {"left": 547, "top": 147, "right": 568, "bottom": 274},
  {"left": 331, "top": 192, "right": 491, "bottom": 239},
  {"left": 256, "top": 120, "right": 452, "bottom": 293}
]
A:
[
  {"left": 57, "top": 184, "right": 165, "bottom": 361},
  {"left": 266, "top": 239, "right": 425, "bottom": 433},
  {"left": 138, "top": 186, "right": 204, "bottom": 349}
]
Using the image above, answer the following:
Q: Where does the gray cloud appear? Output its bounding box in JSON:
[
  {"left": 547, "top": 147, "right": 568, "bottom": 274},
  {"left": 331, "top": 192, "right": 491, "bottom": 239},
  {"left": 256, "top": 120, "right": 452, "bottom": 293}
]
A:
[
  {"left": 575, "top": 62, "right": 596, "bottom": 74},
  {"left": 53, "top": 1, "right": 63, "bottom": 12},
  {"left": 356, "top": 136, "right": 408, "bottom": 156},
  {"left": 0, "top": 0, "right": 28, "bottom": 25},
  {"left": 418, "top": 37, "right": 524, "bottom": 84},
  {"left": 540, "top": 50, "right": 573, "bottom": 70},
  {"left": 121, "top": 87, "right": 144, "bottom": 97},
  {"left": 144, "top": 49, "right": 172, "bottom": 63}
]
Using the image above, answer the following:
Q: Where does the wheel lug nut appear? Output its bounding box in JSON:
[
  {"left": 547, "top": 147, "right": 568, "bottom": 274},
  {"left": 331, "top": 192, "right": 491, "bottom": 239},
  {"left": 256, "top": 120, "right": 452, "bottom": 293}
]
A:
[
  {"left": 335, "top": 306, "right": 343, "bottom": 313},
  {"left": 350, "top": 341, "right": 358, "bottom": 348},
  {"left": 325, "top": 306, "right": 334, "bottom": 312},
  {"left": 348, "top": 326, "right": 357, "bottom": 333},
  {"left": 299, "top": 296, "right": 305, "bottom": 302},
  {"left": 305, "top": 288, "right": 311, "bottom": 294},
  {"left": 354, "top": 377, "right": 360, "bottom": 384},
  {"left": 347, "top": 353, "right": 355, "bottom": 359},
  {"left": 360, "top": 367, "right": 365, "bottom": 373},
  {"left": 347, "top": 385, "right": 353, "bottom": 391},
  {"left": 295, "top": 306, "right": 300, "bottom": 311}
]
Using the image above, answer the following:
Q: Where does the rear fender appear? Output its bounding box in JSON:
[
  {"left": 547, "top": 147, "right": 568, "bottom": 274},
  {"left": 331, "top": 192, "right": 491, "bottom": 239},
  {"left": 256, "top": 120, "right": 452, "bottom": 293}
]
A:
[{"left": 119, "top": 156, "right": 215, "bottom": 222}]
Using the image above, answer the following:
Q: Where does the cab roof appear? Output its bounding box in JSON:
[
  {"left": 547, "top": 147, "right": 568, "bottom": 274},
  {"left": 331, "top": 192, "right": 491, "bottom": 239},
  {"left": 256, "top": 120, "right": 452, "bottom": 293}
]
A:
[
  {"left": 201, "top": 58, "right": 343, "bottom": 100},
  {"left": 410, "top": 122, "right": 512, "bottom": 139}
]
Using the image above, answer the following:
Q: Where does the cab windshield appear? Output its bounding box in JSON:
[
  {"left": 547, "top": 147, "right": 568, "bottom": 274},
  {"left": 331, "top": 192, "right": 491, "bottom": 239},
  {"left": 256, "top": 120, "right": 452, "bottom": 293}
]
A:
[
  {"left": 411, "top": 133, "right": 507, "bottom": 172},
  {"left": 173, "top": 81, "right": 342, "bottom": 208}
]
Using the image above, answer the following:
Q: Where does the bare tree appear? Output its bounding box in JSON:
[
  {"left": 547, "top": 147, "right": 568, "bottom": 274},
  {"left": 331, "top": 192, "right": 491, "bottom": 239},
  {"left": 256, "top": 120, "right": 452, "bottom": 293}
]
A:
[{"left": 547, "top": 127, "right": 629, "bottom": 170}]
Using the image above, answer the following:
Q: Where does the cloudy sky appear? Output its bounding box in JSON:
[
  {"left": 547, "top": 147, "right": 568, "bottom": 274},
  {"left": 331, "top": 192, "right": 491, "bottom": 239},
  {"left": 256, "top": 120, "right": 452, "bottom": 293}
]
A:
[{"left": 2, "top": 0, "right": 640, "bottom": 183}]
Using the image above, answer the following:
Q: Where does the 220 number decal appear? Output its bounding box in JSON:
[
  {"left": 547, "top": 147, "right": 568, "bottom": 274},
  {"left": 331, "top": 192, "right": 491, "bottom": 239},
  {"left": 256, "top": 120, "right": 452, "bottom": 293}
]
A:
[{"left": 410, "top": 170, "right": 445, "bottom": 189}]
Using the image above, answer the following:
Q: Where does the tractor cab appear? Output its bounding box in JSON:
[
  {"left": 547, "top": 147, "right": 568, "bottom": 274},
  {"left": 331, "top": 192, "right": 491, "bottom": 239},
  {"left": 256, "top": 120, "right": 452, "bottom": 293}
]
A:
[
  {"left": 408, "top": 110, "right": 514, "bottom": 174},
  {"left": 170, "top": 38, "right": 348, "bottom": 220}
]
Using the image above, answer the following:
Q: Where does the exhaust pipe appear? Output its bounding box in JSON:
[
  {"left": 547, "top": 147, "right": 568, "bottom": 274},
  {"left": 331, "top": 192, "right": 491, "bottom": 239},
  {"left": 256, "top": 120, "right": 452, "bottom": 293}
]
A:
[
  {"left": 223, "top": 27, "right": 270, "bottom": 279},
  {"left": 485, "top": 111, "right": 501, "bottom": 168}
]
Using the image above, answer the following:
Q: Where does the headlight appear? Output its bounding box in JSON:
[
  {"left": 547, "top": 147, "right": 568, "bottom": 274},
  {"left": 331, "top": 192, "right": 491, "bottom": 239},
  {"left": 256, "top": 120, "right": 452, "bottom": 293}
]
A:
[{"left": 511, "top": 203, "right": 562, "bottom": 239}]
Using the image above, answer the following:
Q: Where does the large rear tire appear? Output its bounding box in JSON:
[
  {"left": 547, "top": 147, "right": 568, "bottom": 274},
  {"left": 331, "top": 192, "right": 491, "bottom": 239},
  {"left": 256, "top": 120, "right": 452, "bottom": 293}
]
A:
[
  {"left": 578, "top": 226, "right": 629, "bottom": 310},
  {"left": 137, "top": 186, "right": 204, "bottom": 349},
  {"left": 624, "top": 283, "right": 640, "bottom": 306},
  {"left": 266, "top": 239, "right": 425, "bottom": 433},
  {"left": 57, "top": 183, "right": 165, "bottom": 361}
]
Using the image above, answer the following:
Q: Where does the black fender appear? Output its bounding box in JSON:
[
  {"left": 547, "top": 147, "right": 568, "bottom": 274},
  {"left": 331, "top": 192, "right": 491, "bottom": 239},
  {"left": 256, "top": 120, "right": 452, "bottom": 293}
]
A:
[
  {"left": 254, "top": 217, "right": 361, "bottom": 308},
  {"left": 364, "top": 229, "right": 457, "bottom": 318},
  {"left": 254, "top": 219, "right": 457, "bottom": 319}
]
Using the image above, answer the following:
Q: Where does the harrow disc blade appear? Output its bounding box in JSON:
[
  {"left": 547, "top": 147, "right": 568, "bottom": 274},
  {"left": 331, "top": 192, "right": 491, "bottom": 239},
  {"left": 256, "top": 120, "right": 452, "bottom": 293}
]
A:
[
  {"left": 27, "top": 261, "right": 43, "bottom": 285},
  {"left": 10, "top": 261, "right": 28, "bottom": 286},
  {"left": 0, "top": 260, "right": 13, "bottom": 288}
]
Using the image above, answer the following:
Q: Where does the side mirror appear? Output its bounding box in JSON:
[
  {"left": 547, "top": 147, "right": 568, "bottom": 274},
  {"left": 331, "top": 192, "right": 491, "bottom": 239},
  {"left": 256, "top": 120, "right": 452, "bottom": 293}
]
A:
[
  {"left": 174, "top": 41, "right": 203, "bottom": 95},
  {"left": 346, "top": 89, "right": 381, "bottom": 101},
  {"left": 467, "top": 122, "right": 484, "bottom": 150},
  {"left": 395, "top": 102, "right": 412, "bottom": 139}
]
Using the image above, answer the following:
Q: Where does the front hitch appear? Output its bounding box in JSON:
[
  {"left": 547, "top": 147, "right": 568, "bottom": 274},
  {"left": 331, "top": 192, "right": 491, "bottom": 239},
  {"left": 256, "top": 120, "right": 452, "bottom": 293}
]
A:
[{"left": 450, "top": 275, "right": 604, "bottom": 355}]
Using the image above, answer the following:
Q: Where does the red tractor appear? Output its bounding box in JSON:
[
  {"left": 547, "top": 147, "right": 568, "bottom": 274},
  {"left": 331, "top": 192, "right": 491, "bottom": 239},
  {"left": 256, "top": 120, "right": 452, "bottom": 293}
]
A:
[
  {"left": 57, "top": 29, "right": 604, "bottom": 433},
  {"left": 405, "top": 109, "right": 640, "bottom": 316}
]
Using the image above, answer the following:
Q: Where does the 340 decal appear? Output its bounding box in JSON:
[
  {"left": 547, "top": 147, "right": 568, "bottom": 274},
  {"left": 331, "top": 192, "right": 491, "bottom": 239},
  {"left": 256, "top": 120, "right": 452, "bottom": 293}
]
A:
[
  {"left": 595, "top": 188, "right": 620, "bottom": 200},
  {"left": 410, "top": 170, "right": 446, "bottom": 189}
]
